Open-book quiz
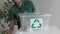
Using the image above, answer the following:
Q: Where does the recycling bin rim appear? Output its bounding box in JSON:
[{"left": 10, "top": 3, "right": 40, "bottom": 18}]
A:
[{"left": 18, "top": 13, "right": 52, "bottom": 17}]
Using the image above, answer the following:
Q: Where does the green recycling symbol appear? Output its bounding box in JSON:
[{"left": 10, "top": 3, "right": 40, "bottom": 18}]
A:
[{"left": 31, "top": 19, "right": 42, "bottom": 28}]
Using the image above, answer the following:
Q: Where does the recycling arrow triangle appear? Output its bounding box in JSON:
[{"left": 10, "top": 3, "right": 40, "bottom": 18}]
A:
[{"left": 31, "top": 19, "right": 42, "bottom": 28}]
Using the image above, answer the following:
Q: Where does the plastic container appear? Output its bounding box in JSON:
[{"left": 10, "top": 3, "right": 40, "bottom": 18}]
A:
[{"left": 18, "top": 13, "right": 51, "bottom": 32}]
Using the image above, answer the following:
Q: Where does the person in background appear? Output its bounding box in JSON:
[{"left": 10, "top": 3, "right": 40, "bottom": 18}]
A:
[{"left": 5, "top": 0, "right": 35, "bottom": 34}]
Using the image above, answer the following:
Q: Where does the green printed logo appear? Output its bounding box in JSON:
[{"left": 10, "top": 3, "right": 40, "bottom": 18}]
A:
[{"left": 30, "top": 18, "right": 43, "bottom": 29}]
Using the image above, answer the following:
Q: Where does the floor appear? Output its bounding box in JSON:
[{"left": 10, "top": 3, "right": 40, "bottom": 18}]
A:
[{"left": 13, "top": 25, "right": 60, "bottom": 34}]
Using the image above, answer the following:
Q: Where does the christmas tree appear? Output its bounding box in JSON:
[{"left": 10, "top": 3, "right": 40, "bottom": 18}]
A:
[
  {"left": 0, "top": 0, "right": 13, "bottom": 23},
  {"left": 3, "top": 0, "right": 13, "bottom": 22},
  {"left": 0, "top": 0, "right": 13, "bottom": 34}
]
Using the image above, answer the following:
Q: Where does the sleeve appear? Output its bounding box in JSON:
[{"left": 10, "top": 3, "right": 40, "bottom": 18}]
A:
[
  {"left": 25, "top": 1, "right": 35, "bottom": 13},
  {"left": 31, "top": 1, "right": 35, "bottom": 13},
  {"left": 8, "top": 8, "right": 14, "bottom": 21}
]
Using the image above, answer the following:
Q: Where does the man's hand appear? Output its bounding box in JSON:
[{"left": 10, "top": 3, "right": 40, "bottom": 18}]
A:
[
  {"left": 5, "top": 30, "right": 12, "bottom": 34},
  {"left": 5, "top": 20, "right": 14, "bottom": 34}
]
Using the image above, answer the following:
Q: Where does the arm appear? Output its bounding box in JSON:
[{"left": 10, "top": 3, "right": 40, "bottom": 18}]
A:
[
  {"left": 25, "top": 1, "right": 35, "bottom": 13},
  {"left": 5, "top": 20, "right": 14, "bottom": 34},
  {"left": 5, "top": 8, "right": 14, "bottom": 34},
  {"left": 9, "top": 20, "right": 14, "bottom": 32}
]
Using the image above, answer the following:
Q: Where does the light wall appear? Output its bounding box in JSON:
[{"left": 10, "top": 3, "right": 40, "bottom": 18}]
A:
[{"left": 32, "top": 0, "right": 60, "bottom": 29}]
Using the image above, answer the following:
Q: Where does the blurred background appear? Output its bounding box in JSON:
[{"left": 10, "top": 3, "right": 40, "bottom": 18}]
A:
[{"left": 0, "top": 0, "right": 60, "bottom": 34}]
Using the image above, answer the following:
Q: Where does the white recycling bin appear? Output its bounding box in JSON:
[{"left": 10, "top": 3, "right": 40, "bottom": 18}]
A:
[{"left": 16, "top": 13, "right": 51, "bottom": 34}]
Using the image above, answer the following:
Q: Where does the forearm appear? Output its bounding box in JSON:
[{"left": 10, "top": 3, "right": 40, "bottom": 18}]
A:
[{"left": 9, "top": 20, "right": 14, "bottom": 32}]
